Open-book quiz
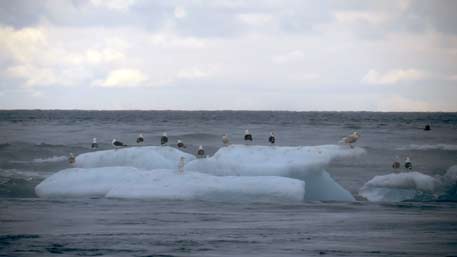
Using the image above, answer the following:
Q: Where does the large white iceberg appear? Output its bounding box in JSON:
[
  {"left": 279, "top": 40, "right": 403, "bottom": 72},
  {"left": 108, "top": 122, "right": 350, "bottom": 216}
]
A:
[
  {"left": 35, "top": 167, "right": 305, "bottom": 203},
  {"left": 75, "top": 146, "right": 195, "bottom": 170},
  {"left": 185, "top": 145, "right": 364, "bottom": 201},
  {"left": 359, "top": 165, "right": 457, "bottom": 202}
]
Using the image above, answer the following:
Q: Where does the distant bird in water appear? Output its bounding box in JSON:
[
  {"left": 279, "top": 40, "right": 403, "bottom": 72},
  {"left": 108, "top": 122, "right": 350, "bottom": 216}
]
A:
[
  {"left": 222, "top": 134, "right": 230, "bottom": 146},
  {"left": 178, "top": 157, "right": 185, "bottom": 174},
  {"left": 160, "top": 132, "right": 168, "bottom": 146},
  {"left": 268, "top": 132, "right": 276, "bottom": 145},
  {"left": 91, "top": 138, "right": 98, "bottom": 149},
  {"left": 112, "top": 139, "right": 127, "bottom": 149},
  {"left": 68, "top": 153, "right": 75, "bottom": 164},
  {"left": 244, "top": 129, "right": 253, "bottom": 144},
  {"left": 405, "top": 157, "right": 412, "bottom": 170},
  {"left": 177, "top": 139, "right": 185, "bottom": 149},
  {"left": 424, "top": 124, "right": 431, "bottom": 131},
  {"left": 340, "top": 132, "right": 360, "bottom": 148},
  {"left": 136, "top": 133, "right": 144, "bottom": 144},
  {"left": 197, "top": 145, "right": 205, "bottom": 158}
]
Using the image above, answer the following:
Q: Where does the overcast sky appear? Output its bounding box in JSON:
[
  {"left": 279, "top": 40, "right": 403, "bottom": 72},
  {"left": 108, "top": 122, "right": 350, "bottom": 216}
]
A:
[{"left": 0, "top": 0, "right": 456, "bottom": 111}]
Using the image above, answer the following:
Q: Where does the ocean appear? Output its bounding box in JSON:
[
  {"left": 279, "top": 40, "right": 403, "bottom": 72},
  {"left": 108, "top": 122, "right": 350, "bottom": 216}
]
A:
[{"left": 1, "top": 110, "right": 456, "bottom": 256}]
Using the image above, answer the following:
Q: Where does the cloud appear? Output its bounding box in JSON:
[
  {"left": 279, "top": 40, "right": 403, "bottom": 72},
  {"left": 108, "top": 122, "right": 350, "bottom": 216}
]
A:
[
  {"left": 89, "top": 0, "right": 137, "bottom": 11},
  {"left": 237, "top": 13, "right": 274, "bottom": 26},
  {"left": 377, "top": 95, "right": 436, "bottom": 112},
  {"left": 96, "top": 68, "right": 147, "bottom": 88},
  {"left": 149, "top": 32, "right": 207, "bottom": 48},
  {"left": 362, "top": 69, "right": 428, "bottom": 85},
  {"left": 334, "top": 11, "right": 390, "bottom": 24},
  {"left": 272, "top": 50, "right": 305, "bottom": 64},
  {"left": 177, "top": 67, "right": 212, "bottom": 80},
  {"left": 174, "top": 6, "right": 187, "bottom": 19}
]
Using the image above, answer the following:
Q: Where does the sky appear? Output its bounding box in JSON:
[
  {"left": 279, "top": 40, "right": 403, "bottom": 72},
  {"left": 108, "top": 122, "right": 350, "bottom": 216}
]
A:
[{"left": 0, "top": 0, "right": 456, "bottom": 111}]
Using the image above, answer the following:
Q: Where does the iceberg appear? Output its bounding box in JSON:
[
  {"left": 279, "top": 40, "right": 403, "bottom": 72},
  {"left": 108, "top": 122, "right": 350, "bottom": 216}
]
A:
[
  {"left": 185, "top": 145, "right": 364, "bottom": 201},
  {"left": 35, "top": 167, "right": 305, "bottom": 203},
  {"left": 75, "top": 146, "right": 195, "bottom": 170},
  {"left": 359, "top": 165, "right": 457, "bottom": 202}
]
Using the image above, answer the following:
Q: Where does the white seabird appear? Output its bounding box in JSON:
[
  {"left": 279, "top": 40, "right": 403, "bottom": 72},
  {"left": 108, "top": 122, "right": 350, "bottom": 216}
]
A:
[
  {"left": 68, "top": 153, "right": 75, "bottom": 164},
  {"left": 136, "top": 133, "right": 144, "bottom": 144},
  {"left": 197, "top": 145, "right": 205, "bottom": 158},
  {"left": 91, "top": 138, "right": 98, "bottom": 149},
  {"left": 222, "top": 134, "right": 230, "bottom": 146},
  {"left": 268, "top": 132, "right": 275, "bottom": 145},
  {"left": 160, "top": 132, "right": 168, "bottom": 146},
  {"left": 112, "top": 139, "right": 127, "bottom": 149},
  {"left": 177, "top": 139, "right": 185, "bottom": 149},
  {"left": 178, "top": 157, "right": 185, "bottom": 174},
  {"left": 340, "top": 132, "right": 360, "bottom": 148},
  {"left": 244, "top": 129, "right": 253, "bottom": 144},
  {"left": 405, "top": 157, "right": 412, "bottom": 170}
]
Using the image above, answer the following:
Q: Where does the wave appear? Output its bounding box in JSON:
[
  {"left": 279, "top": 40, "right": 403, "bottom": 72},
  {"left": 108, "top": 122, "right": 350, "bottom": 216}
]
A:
[
  {"left": 359, "top": 165, "right": 457, "bottom": 202},
  {"left": 10, "top": 156, "right": 68, "bottom": 164},
  {"left": 396, "top": 144, "right": 457, "bottom": 151}
]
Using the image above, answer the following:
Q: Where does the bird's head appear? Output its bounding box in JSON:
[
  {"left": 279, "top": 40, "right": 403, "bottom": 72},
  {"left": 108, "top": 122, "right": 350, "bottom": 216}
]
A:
[{"left": 245, "top": 129, "right": 249, "bottom": 134}]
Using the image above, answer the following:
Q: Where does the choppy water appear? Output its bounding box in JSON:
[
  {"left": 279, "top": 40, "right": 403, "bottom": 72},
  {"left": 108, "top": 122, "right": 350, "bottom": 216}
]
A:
[{"left": 1, "top": 110, "right": 457, "bottom": 256}]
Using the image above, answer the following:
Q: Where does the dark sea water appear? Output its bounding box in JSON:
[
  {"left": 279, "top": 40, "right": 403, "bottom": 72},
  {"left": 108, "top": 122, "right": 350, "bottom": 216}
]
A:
[{"left": 1, "top": 110, "right": 457, "bottom": 256}]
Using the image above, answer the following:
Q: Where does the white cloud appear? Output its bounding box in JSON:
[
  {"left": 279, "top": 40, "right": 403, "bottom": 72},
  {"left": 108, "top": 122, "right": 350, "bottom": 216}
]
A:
[
  {"left": 149, "top": 32, "right": 207, "bottom": 48},
  {"left": 89, "top": 0, "right": 136, "bottom": 11},
  {"left": 272, "top": 50, "right": 305, "bottom": 64},
  {"left": 6, "top": 65, "right": 58, "bottom": 87},
  {"left": 377, "top": 95, "right": 436, "bottom": 112},
  {"left": 97, "top": 68, "right": 147, "bottom": 87},
  {"left": 237, "top": 13, "right": 274, "bottom": 26},
  {"left": 334, "top": 11, "right": 390, "bottom": 24},
  {"left": 362, "top": 69, "right": 428, "bottom": 85},
  {"left": 174, "top": 6, "right": 187, "bottom": 19},
  {"left": 177, "top": 67, "right": 212, "bottom": 80}
]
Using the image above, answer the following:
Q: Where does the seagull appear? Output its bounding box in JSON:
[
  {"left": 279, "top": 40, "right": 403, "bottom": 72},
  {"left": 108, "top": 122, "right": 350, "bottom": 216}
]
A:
[
  {"left": 268, "top": 132, "right": 275, "bottom": 145},
  {"left": 91, "top": 138, "right": 98, "bottom": 149},
  {"left": 244, "top": 129, "right": 253, "bottom": 144},
  {"left": 222, "top": 134, "right": 230, "bottom": 146},
  {"left": 340, "top": 132, "right": 360, "bottom": 148},
  {"left": 177, "top": 139, "right": 185, "bottom": 149},
  {"left": 405, "top": 157, "right": 412, "bottom": 170},
  {"left": 112, "top": 139, "right": 127, "bottom": 149},
  {"left": 197, "top": 145, "right": 205, "bottom": 158},
  {"left": 160, "top": 132, "right": 168, "bottom": 146},
  {"left": 136, "top": 133, "right": 144, "bottom": 144},
  {"left": 68, "top": 153, "right": 75, "bottom": 164},
  {"left": 178, "top": 157, "right": 185, "bottom": 174}
]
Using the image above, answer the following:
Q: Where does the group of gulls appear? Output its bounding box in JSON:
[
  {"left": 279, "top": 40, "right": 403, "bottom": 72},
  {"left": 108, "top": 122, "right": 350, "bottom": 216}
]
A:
[
  {"left": 80, "top": 130, "right": 359, "bottom": 160},
  {"left": 107, "top": 129, "right": 276, "bottom": 158},
  {"left": 68, "top": 130, "right": 415, "bottom": 170}
]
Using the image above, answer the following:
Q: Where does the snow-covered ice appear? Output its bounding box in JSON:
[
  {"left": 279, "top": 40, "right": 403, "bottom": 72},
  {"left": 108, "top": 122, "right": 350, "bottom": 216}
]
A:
[
  {"left": 76, "top": 146, "right": 195, "bottom": 170},
  {"left": 359, "top": 165, "right": 457, "bottom": 202},
  {"left": 35, "top": 167, "right": 305, "bottom": 202}
]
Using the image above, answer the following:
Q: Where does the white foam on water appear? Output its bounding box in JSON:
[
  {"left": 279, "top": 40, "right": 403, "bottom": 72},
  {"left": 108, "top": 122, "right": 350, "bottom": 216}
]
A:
[{"left": 396, "top": 144, "right": 457, "bottom": 151}]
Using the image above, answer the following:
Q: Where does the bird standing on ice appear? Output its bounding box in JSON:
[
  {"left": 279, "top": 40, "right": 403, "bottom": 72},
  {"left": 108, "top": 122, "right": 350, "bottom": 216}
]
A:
[
  {"left": 112, "top": 139, "right": 127, "bottom": 149},
  {"left": 392, "top": 156, "right": 401, "bottom": 170},
  {"left": 68, "top": 153, "right": 75, "bottom": 164},
  {"left": 268, "top": 132, "right": 275, "bottom": 145},
  {"left": 178, "top": 157, "right": 185, "bottom": 174},
  {"left": 405, "top": 157, "right": 412, "bottom": 170},
  {"left": 136, "top": 133, "right": 144, "bottom": 144},
  {"left": 340, "top": 132, "right": 360, "bottom": 148},
  {"left": 222, "top": 134, "right": 230, "bottom": 146},
  {"left": 197, "top": 145, "right": 205, "bottom": 158},
  {"left": 91, "top": 138, "right": 98, "bottom": 149},
  {"left": 244, "top": 130, "right": 253, "bottom": 144},
  {"left": 177, "top": 139, "right": 185, "bottom": 149},
  {"left": 160, "top": 132, "right": 168, "bottom": 146}
]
